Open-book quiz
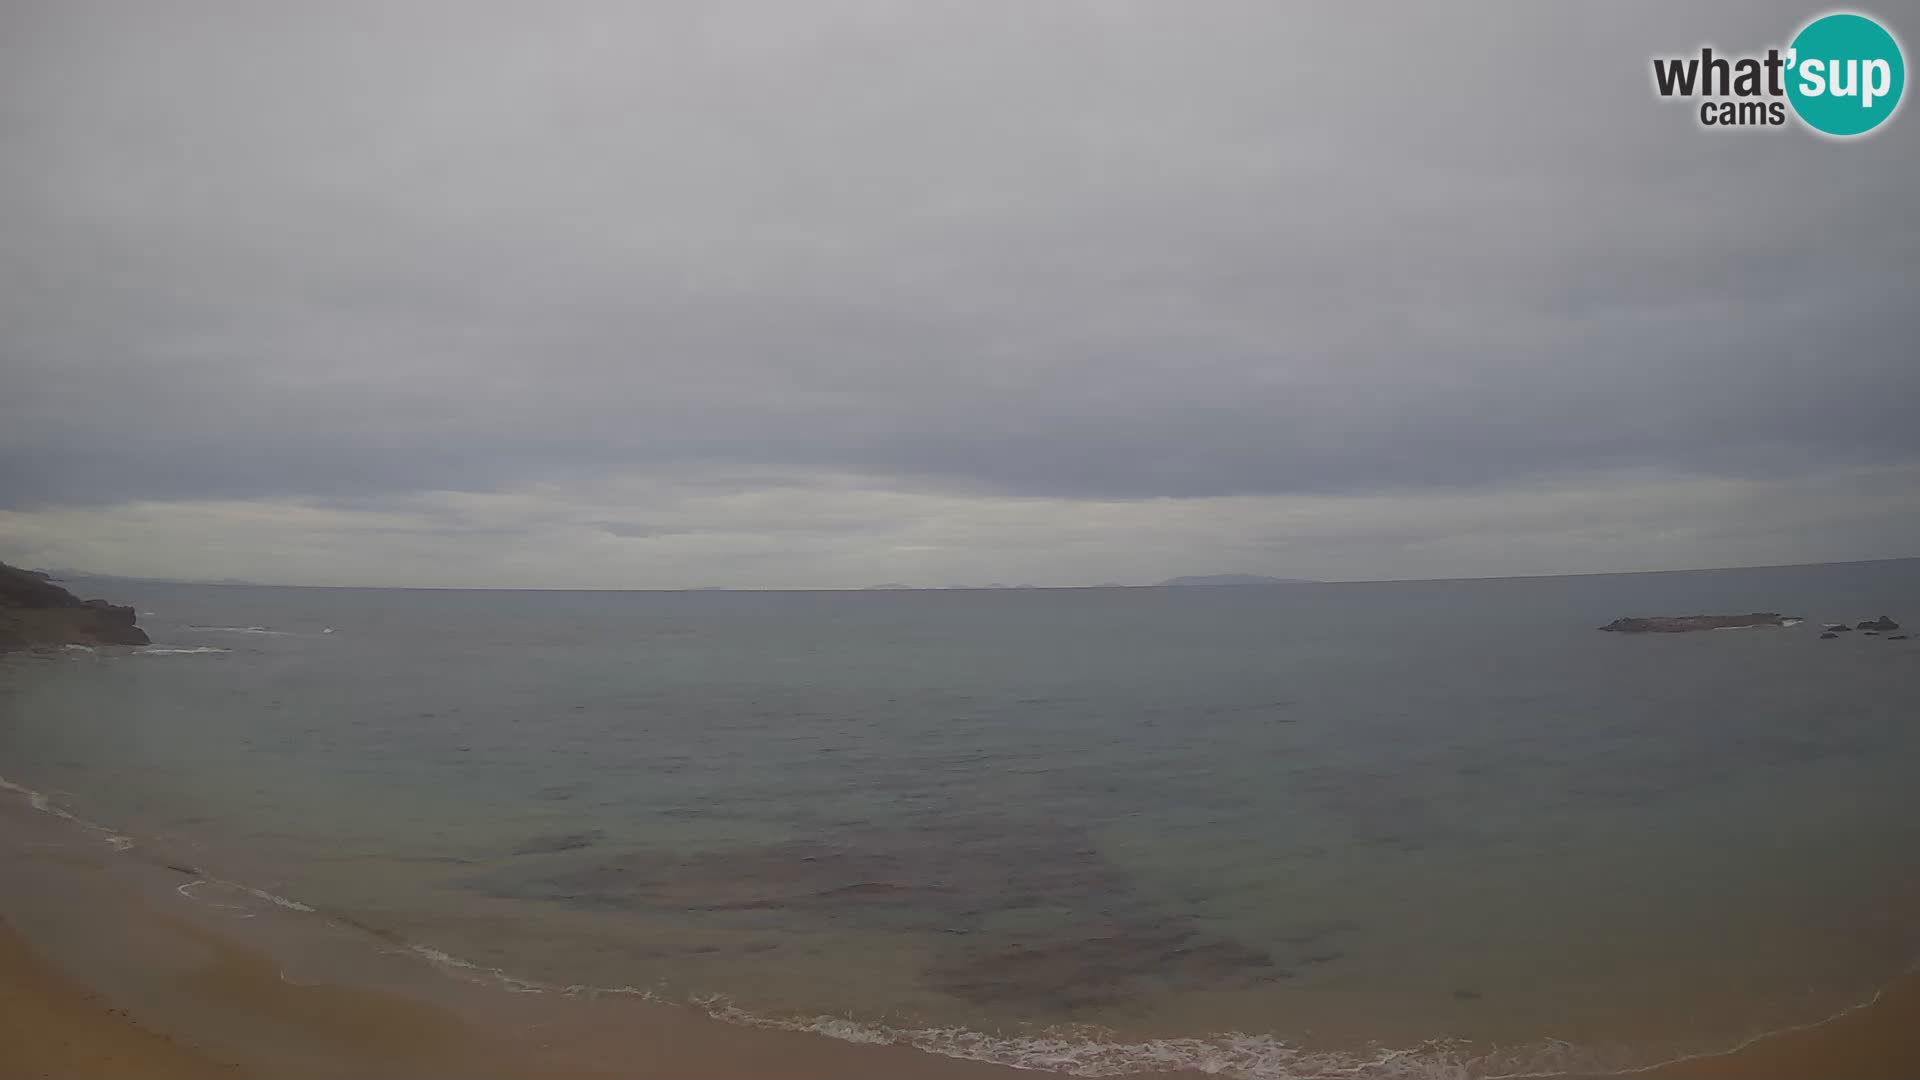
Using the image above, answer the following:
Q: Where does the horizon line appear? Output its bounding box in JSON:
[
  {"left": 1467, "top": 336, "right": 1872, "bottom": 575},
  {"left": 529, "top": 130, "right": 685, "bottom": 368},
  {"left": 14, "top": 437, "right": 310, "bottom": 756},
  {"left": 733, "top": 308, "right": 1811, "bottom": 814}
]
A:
[{"left": 27, "top": 554, "right": 1918, "bottom": 594}]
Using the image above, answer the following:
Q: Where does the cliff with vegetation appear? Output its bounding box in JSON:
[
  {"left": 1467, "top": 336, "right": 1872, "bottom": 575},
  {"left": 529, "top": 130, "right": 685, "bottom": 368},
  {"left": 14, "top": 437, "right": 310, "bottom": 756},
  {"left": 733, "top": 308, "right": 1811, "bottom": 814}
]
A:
[{"left": 0, "top": 562, "right": 149, "bottom": 651}]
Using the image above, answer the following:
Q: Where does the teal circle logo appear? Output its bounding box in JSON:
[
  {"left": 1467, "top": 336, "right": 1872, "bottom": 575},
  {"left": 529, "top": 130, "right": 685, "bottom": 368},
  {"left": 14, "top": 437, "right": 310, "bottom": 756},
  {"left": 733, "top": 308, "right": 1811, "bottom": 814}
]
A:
[{"left": 1787, "top": 12, "right": 1905, "bottom": 136}]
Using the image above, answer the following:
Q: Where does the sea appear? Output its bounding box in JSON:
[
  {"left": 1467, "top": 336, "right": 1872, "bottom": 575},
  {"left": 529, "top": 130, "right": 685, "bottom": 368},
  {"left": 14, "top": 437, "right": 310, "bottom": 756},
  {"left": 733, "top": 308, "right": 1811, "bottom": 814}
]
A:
[{"left": 3, "top": 559, "right": 1918, "bottom": 1079}]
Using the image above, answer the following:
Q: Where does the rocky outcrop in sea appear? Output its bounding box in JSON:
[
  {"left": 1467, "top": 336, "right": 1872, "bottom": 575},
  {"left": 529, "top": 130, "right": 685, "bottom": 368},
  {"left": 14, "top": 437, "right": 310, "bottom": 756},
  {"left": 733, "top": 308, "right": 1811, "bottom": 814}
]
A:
[{"left": 1597, "top": 613, "right": 1796, "bottom": 633}]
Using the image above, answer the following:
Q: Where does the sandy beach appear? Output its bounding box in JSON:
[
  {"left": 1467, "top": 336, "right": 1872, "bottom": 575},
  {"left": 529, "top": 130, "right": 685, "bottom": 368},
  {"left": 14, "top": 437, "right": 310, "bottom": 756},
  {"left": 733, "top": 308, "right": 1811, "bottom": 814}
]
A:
[
  {"left": 6, "top": 911, "right": 1918, "bottom": 1080},
  {"left": 0, "top": 793, "right": 1033, "bottom": 1080},
  {"left": 3, "top": 787, "right": 1917, "bottom": 1080},
  {"left": 0, "top": 920, "right": 235, "bottom": 1079},
  {"left": 0, "top": 925, "right": 1025, "bottom": 1080},
  {"left": 1641, "top": 969, "right": 1920, "bottom": 1080}
]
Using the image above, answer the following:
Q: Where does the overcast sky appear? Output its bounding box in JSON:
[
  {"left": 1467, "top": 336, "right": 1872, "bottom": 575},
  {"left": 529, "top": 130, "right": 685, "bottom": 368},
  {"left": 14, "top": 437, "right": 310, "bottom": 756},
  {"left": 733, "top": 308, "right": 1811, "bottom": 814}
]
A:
[{"left": 3, "top": 1, "right": 1916, "bottom": 588}]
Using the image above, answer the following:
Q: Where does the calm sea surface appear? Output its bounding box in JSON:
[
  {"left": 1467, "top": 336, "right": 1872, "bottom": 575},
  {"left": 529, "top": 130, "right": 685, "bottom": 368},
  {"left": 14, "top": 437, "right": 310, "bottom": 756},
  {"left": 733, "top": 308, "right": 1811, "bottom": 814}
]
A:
[{"left": 4, "top": 561, "right": 1919, "bottom": 1077}]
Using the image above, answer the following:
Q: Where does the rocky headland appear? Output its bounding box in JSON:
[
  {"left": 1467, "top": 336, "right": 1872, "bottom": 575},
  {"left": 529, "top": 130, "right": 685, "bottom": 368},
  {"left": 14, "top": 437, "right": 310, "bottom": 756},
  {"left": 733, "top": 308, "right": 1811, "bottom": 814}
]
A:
[{"left": 0, "top": 562, "right": 149, "bottom": 651}]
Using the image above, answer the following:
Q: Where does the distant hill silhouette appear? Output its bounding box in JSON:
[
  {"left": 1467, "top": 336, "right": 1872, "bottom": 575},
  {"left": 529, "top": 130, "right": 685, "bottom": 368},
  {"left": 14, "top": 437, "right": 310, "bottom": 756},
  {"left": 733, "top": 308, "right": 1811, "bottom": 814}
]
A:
[
  {"left": 44, "top": 567, "right": 259, "bottom": 587},
  {"left": 1156, "top": 574, "right": 1314, "bottom": 587}
]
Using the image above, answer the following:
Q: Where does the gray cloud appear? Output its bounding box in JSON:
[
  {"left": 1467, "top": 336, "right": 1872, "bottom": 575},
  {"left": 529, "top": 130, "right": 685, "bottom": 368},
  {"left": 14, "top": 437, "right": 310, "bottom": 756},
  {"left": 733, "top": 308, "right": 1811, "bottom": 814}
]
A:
[{"left": 2, "top": 1, "right": 1916, "bottom": 582}]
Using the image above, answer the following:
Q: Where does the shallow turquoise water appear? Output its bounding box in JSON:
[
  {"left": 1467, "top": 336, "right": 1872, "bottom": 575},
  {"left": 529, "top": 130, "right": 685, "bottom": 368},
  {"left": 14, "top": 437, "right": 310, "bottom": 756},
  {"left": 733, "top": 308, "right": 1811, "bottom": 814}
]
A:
[{"left": 3, "top": 561, "right": 1919, "bottom": 1077}]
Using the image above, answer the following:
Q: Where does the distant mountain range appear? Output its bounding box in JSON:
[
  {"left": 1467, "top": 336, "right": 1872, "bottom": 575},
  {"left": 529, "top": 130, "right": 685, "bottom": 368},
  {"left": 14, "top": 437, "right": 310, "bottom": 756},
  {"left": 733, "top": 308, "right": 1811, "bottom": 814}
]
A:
[
  {"left": 28, "top": 567, "right": 1310, "bottom": 592},
  {"left": 859, "top": 575, "right": 1314, "bottom": 590},
  {"left": 1155, "top": 574, "right": 1315, "bottom": 587},
  {"left": 36, "top": 568, "right": 260, "bottom": 587}
]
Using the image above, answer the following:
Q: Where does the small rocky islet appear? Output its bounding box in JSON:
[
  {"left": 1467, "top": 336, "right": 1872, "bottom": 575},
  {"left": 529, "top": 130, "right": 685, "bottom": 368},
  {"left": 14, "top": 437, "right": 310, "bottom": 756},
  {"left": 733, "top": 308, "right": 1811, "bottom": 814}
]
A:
[
  {"left": 1598, "top": 613, "right": 1797, "bottom": 633},
  {"left": 1598, "top": 610, "right": 1903, "bottom": 641}
]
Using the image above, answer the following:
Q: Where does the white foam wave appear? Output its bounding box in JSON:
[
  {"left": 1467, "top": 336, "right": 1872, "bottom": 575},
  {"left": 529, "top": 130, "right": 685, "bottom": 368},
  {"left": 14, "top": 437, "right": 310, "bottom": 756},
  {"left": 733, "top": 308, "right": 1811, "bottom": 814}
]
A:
[
  {"left": 401, "top": 943, "right": 663, "bottom": 1001},
  {"left": 407, "top": 945, "right": 546, "bottom": 994},
  {"left": 178, "top": 880, "right": 224, "bottom": 902},
  {"left": 683, "top": 992, "right": 1920, "bottom": 1080},
  {"left": 406, "top": 952, "right": 1546, "bottom": 1078},
  {"left": 0, "top": 776, "right": 60, "bottom": 816},
  {"left": 230, "top": 882, "right": 315, "bottom": 913},
  {"left": 0, "top": 775, "right": 135, "bottom": 851},
  {"left": 187, "top": 625, "right": 291, "bottom": 635},
  {"left": 139, "top": 646, "right": 232, "bottom": 655},
  {"left": 689, "top": 996, "right": 1551, "bottom": 1079},
  {"left": 398, "top": 950, "right": 1559, "bottom": 1079}
]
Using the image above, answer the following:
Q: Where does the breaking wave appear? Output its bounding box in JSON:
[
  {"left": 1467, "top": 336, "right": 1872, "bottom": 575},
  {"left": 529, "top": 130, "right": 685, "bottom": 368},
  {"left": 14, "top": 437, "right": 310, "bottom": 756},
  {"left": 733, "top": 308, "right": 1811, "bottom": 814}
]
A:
[
  {"left": 0, "top": 775, "right": 136, "bottom": 852},
  {"left": 139, "top": 646, "right": 233, "bottom": 656}
]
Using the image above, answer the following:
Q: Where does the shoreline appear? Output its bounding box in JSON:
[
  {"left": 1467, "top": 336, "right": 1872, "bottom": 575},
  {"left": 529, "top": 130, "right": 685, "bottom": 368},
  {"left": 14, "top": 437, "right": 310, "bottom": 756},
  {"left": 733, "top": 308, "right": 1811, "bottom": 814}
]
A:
[
  {"left": 0, "top": 790, "right": 1038, "bottom": 1080},
  {"left": 1636, "top": 968, "right": 1920, "bottom": 1080},
  {"left": 2, "top": 784, "right": 1917, "bottom": 1079}
]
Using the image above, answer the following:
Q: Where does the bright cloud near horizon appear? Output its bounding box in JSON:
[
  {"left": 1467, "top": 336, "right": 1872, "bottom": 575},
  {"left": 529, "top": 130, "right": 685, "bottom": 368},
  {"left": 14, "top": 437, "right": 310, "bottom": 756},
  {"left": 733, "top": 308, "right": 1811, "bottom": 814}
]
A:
[{"left": 4, "top": 2, "right": 1917, "bottom": 588}]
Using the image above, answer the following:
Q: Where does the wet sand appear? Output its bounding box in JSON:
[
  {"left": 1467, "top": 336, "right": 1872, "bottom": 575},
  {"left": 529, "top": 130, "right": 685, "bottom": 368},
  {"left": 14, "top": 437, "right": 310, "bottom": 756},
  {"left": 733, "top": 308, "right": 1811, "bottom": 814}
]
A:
[
  {"left": 2, "top": 789, "right": 1917, "bottom": 1080},
  {"left": 0, "top": 795, "right": 1034, "bottom": 1080},
  {"left": 1641, "top": 968, "right": 1920, "bottom": 1080},
  {"left": 0, "top": 920, "right": 236, "bottom": 1079},
  {"left": 7, "top": 908, "right": 1917, "bottom": 1080}
]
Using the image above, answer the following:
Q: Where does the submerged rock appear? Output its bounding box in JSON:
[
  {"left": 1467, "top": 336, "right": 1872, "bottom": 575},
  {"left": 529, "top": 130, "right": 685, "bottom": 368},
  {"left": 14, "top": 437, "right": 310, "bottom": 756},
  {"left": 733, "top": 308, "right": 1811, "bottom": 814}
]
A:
[
  {"left": 1856, "top": 616, "right": 1901, "bottom": 631},
  {"left": 1821, "top": 632, "right": 1840, "bottom": 640},
  {"left": 462, "top": 815, "right": 1293, "bottom": 1014},
  {"left": 1597, "top": 613, "right": 1796, "bottom": 633},
  {"left": 512, "top": 830, "right": 605, "bottom": 855},
  {"left": 0, "top": 562, "right": 149, "bottom": 650}
]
